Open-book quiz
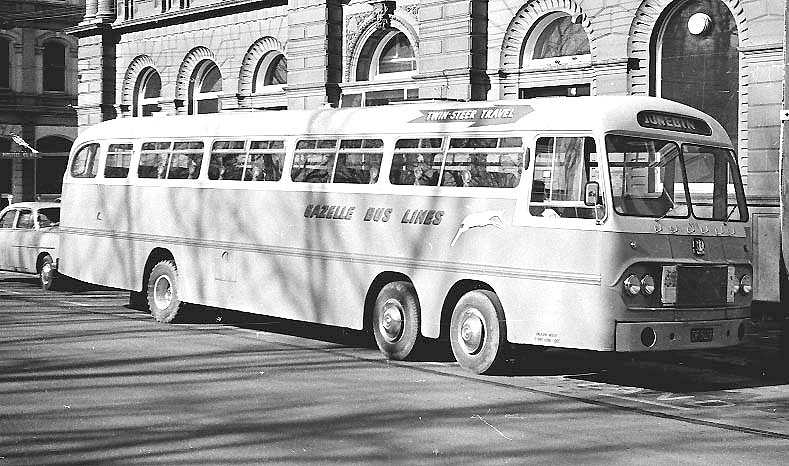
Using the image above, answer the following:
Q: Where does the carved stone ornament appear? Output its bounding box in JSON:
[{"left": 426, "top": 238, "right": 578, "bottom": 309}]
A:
[{"left": 370, "top": 1, "right": 396, "bottom": 31}]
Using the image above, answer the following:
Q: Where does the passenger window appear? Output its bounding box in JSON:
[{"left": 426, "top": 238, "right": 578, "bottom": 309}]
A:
[
  {"left": 209, "top": 140, "right": 246, "bottom": 181},
  {"left": 529, "top": 136, "right": 598, "bottom": 218},
  {"left": 168, "top": 141, "right": 203, "bottom": 179},
  {"left": 105, "top": 143, "right": 133, "bottom": 178},
  {"left": 247, "top": 140, "right": 285, "bottom": 181},
  {"left": 443, "top": 137, "right": 524, "bottom": 188},
  {"left": 291, "top": 139, "right": 338, "bottom": 183},
  {"left": 334, "top": 139, "right": 383, "bottom": 184},
  {"left": 70, "top": 143, "right": 99, "bottom": 178},
  {"left": 138, "top": 142, "right": 171, "bottom": 179},
  {"left": 390, "top": 138, "right": 443, "bottom": 186},
  {"left": 17, "top": 210, "right": 34, "bottom": 229},
  {"left": 0, "top": 210, "right": 16, "bottom": 228}
]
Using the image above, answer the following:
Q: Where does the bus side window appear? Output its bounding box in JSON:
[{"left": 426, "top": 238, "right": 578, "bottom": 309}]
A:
[
  {"left": 247, "top": 140, "right": 285, "bottom": 181},
  {"left": 138, "top": 142, "right": 171, "bottom": 179},
  {"left": 443, "top": 137, "right": 524, "bottom": 188},
  {"left": 70, "top": 143, "right": 100, "bottom": 178},
  {"left": 105, "top": 143, "right": 133, "bottom": 178},
  {"left": 390, "top": 138, "right": 442, "bottom": 186},
  {"left": 291, "top": 139, "right": 337, "bottom": 183},
  {"left": 334, "top": 139, "right": 383, "bottom": 184},
  {"left": 209, "top": 140, "right": 245, "bottom": 181},
  {"left": 168, "top": 141, "right": 203, "bottom": 180},
  {"left": 529, "top": 136, "right": 598, "bottom": 218}
]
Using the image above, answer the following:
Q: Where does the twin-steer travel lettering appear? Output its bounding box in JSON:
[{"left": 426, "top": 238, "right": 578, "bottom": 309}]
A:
[{"left": 304, "top": 204, "right": 356, "bottom": 220}]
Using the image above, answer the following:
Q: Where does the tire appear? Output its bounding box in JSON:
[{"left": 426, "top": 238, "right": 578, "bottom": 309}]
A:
[
  {"left": 38, "top": 255, "right": 57, "bottom": 291},
  {"left": 146, "top": 260, "right": 184, "bottom": 323},
  {"left": 450, "top": 290, "right": 508, "bottom": 374},
  {"left": 372, "top": 281, "right": 421, "bottom": 360}
]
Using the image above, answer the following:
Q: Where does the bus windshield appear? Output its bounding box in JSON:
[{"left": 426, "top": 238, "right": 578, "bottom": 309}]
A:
[{"left": 606, "top": 135, "right": 747, "bottom": 221}]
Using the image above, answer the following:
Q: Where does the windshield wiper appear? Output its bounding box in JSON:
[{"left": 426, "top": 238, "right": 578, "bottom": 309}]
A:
[{"left": 724, "top": 204, "right": 738, "bottom": 222}]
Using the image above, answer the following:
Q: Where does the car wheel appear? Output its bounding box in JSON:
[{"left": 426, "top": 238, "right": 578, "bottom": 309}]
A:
[
  {"left": 147, "top": 260, "right": 184, "bottom": 323},
  {"left": 39, "top": 255, "right": 57, "bottom": 291}
]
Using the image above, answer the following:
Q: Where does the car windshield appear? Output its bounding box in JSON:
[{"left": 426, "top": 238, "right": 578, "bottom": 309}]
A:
[{"left": 606, "top": 135, "right": 747, "bottom": 221}]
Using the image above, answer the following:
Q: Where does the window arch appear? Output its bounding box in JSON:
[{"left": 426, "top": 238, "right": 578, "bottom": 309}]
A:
[
  {"left": 42, "top": 41, "right": 66, "bottom": 92},
  {"left": 133, "top": 67, "right": 161, "bottom": 117},
  {"left": 189, "top": 60, "right": 221, "bottom": 114},
  {"left": 653, "top": 0, "right": 739, "bottom": 149},
  {"left": 253, "top": 52, "right": 287, "bottom": 93},
  {"left": 356, "top": 30, "right": 416, "bottom": 82},
  {"left": 522, "top": 12, "right": 590, "bottom": 68},
  {"left": 0, "top": 37, "right": 9, "bottom": 89}
]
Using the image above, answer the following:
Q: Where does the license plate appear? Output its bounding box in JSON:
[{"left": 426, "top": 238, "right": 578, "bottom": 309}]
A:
[{"left": 690, "top": 327, "right": 714, "bottom": 343}]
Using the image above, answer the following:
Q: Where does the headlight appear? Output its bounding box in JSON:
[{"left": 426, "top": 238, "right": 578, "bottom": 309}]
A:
[
  {"left": 641, "top": 274, "right": 656, "bottom": 296},
  {"left": 739, "top": 274, "right": 752, "bottom": 295},
  {"left": 624, "top": 274, "right": 641, "bottom": 296}
]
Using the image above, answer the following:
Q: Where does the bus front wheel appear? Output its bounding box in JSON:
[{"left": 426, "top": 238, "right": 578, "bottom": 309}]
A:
[
  {"left": 450, "top": 290, "right": 508, "bottom": 374},
  {"left": 147, "top": 260, "right": 184, "bottom": 323},
  {"left": 373, "top": 281, "right": 421, "bottom": 360}
]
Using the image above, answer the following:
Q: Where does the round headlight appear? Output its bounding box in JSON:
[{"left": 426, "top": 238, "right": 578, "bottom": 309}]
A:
[
  {"left": 641, "top": 274, "right": 656, "bottom": 296},
  {"left": 739, "top": 274, "right": 752, "bottom": 295},
  {"left": 624, "top": 274, "right": 641, "bottom": 296}
]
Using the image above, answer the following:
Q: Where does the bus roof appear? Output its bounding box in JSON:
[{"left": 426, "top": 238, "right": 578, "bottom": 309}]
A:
[{"left": 76, "top": 96, "right": 731, "bottom": 146}]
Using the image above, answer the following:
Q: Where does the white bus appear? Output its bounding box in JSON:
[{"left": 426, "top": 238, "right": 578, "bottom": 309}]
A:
[{"left": 59, "top": 96, "right": 752, "bottom": 374}]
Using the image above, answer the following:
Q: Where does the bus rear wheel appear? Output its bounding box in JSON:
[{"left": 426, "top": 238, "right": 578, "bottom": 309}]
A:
[
  {"left": 373, "top": 281, "right": 421, "bottom": 360},
  {"left": 147, "top": 260, "right": 184, "bottom": 323},
  {"left": 38, "top": 254, "right": 57, "bottom": 291},
  {"left": 450, "top": 290, "right": 508, "bottom": 374}
]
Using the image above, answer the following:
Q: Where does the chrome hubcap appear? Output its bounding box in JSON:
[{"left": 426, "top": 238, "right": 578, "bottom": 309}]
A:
[
  {"left": 458, "top": 308, "right": 485, "bottom": 355},
  {"left": 153, "top": 275, "right": 173, "bottom": 310},
  {"left": 379, "top": 299, "right": 404, "bottom": 342}
]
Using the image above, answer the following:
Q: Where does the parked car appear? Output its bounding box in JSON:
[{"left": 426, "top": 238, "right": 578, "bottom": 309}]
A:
[{"left": 0, "top": 201, "right": 61, "bottom": 290}]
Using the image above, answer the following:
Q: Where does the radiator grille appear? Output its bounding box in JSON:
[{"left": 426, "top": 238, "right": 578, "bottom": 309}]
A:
[{"left": 676, "top": 265, "right": 727, "bottom": 307}]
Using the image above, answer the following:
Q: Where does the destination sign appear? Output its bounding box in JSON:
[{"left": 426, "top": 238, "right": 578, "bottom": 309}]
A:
[
  {"left": 637, "top": 111, "right": 712, "bottom": 136},
  {"left": 410, "top": 105, "right": 532, "bottom": 127}
]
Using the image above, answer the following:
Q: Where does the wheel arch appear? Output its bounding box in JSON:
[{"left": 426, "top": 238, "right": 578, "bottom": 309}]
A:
[
  {"left": 439, "top": 279, "right": 496, "bottom": 340},
  {"left": 363, "top": 271, "right": 414, "bottom": 331}
]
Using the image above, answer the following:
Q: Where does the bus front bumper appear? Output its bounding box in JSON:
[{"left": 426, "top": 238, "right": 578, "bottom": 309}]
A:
[{"left": 615, "top": 318, "right": 748, "bottom": 352}]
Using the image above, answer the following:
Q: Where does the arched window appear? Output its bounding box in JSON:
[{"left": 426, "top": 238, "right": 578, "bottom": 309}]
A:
[
  {"left": 189, "top": 60, "right": 221, "bottom": 114},
  {"left": 134, "top": 68, "right": 161, "bottom": 117},
  {"left": 253, "top": 52, "right": 287, "bottom": 93},
  {"left": 0, "top": 37, "right": 9, "bottom": 89},
  {"left": 42, "top": 41, "right": 66, "bottom": 92},
  {"left": 522, "top": 13, "right": 590, "bottom": 68},
  {"left": 356, "top": 30, "right": 416, "bottom": 82},
  {"left": 654, "top": 0, "right": 738, "bottom": 149}
]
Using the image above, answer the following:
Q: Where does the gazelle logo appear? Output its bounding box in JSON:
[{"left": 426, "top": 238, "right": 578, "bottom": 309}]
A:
[{"left": 692, "top": 237, "right": 705, "bottom": 256}]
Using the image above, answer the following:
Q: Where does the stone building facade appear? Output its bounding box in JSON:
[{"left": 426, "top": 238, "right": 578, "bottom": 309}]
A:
[
  {"left": 0, "top": 0, "right": 84, "bottom": 208},
  {"left": 70, "top": 0, "right": 784, "bottom": 301}
]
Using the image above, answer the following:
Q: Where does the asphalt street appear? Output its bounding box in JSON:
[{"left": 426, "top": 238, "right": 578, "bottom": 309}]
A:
[{"left": 1, "top": 271, "right": 788, "bottom": 464}]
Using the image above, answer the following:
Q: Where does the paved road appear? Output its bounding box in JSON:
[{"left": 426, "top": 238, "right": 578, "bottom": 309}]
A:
[{"left": 1, "top": 272, "right": 788, "bottom": 464}]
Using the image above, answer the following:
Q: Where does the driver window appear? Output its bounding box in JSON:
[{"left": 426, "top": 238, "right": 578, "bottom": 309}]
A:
[{"left": 529, "top": 136, "right": 599, "bottom": 218}]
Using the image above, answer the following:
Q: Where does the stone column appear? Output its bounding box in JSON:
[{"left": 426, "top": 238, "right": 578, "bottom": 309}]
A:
[
  {"left": 70, "top": 25, "right": 117, "bottom": 131},
  {"left": 415, "top": 0, "right": 487, "bottom": 101},
  {"left": 96, "top": 0, "right": 116, "bottom": 22},
  {"left": 286, "top": 0, "right": 343, "bottom": 109},
  {"left": 84, "top": 0, "right": 98, "bottom": 22}
]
